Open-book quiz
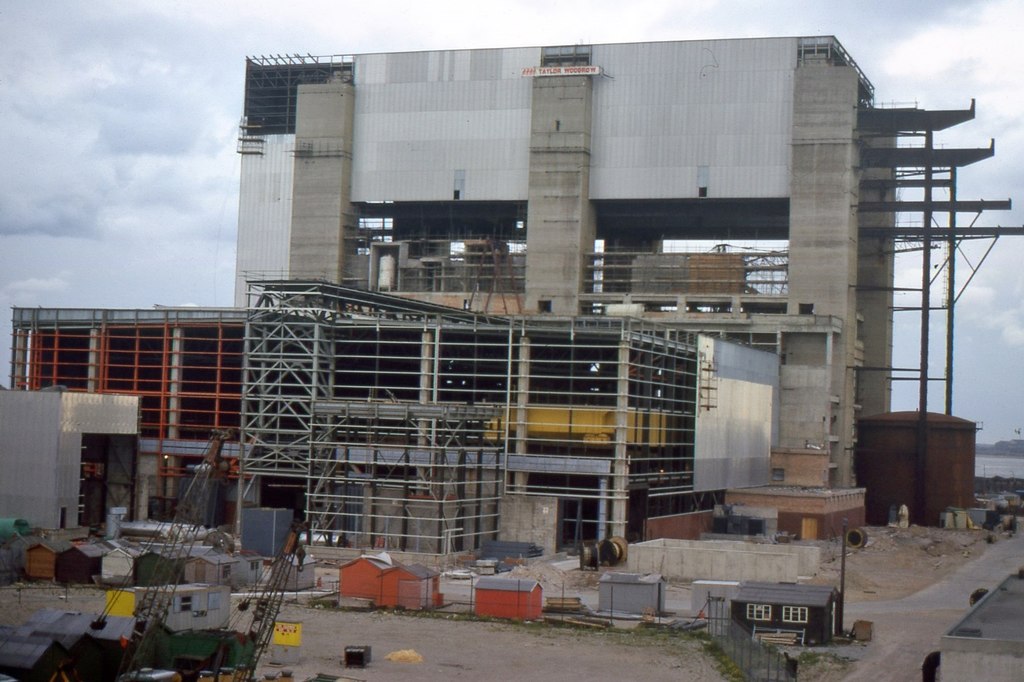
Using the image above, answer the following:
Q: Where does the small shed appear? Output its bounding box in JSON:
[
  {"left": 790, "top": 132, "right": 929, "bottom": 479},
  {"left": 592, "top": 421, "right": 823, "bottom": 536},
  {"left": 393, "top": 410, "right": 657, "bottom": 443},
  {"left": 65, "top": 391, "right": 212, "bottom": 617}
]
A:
[
  {"left": 100, "top": 542, "right": 141, "bottom": 585},
  {"left": 731, "top": 582, "right": 838, "bottom": 646},
  {"left": 134, "top": 546, "right": 211, "bottom": 587},
  {"left": 474, "top": 577, "right": 543, "bottom": 621},
  {"left": 55, "top": 543, "right": 106, "bottom": 584},
  {"left": 3, "top": 534, "right": 41, "bottom": 580},
  {"left": 184, "top": 550, "right": 241, "bottom": 586},
  {"left": 0, "top": 546, "right": 16, "bottom": 586},
  {"left": 598, "top": 572, "right": 666, "bottom": 616},
  {"left": 20, "top": 609, "right": 136, "bottom": 682},
  {"left": 24, "top": 539, "right": 73, "bottom": 581},
  {"left": 339, "top": 553, "right": 440, "bottom": 609},
  {"left": 233, "top": 550, "right": 264, "bottom": 588},
  {"left": 0, "top": 631, "right": 73, "bottom": 682},
  {"left": 284, "top": 553, "right": 316, "bottom": 592}
]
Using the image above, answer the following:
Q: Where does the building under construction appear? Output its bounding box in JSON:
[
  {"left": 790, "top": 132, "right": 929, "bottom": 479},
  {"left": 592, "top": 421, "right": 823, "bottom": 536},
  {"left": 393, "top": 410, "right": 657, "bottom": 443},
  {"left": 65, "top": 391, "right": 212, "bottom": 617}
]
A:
[
  {"left": 233, "top": 36, "right": 1009, "bottom": 491},
  {"left": 7, "top": 35, "right": 1014, "bottom": 547},
  {"left": 10, "top": 281, "right": 775, "bottom": 551}
]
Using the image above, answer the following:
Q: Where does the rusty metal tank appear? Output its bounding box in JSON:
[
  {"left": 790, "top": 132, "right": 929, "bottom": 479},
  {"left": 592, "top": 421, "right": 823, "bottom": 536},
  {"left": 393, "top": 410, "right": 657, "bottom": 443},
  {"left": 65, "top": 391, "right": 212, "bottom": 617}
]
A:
[{"left": 855, "top": 411, "right": 976, "bottom": 526}]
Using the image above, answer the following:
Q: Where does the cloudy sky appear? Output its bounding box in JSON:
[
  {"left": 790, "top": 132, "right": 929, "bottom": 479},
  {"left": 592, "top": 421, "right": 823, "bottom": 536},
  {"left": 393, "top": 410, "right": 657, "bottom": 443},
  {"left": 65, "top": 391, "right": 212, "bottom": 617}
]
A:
[{"left": 2, "top": 1, "right": 1022, "bottom": 442}]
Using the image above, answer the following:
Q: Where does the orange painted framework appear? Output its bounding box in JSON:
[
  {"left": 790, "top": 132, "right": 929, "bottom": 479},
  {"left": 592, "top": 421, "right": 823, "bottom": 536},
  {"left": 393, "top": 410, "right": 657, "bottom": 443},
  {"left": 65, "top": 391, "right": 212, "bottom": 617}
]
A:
[{"left": 13, "top": 319, "right": 245, "bottom": 513}]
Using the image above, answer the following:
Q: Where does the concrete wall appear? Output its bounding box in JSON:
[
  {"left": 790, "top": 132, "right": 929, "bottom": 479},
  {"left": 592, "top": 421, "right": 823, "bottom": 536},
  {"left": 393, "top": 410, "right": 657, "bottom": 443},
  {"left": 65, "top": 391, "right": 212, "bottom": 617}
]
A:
[
  {"left": 941, "top": 642, "right": 1024, "bottom": 681},
  {"left": 524, "top": 75, "right": 595, "bottom": 315},
  {"left": 498, "top": 494, "right": 559, "bottom": 555},
  {"left": 289, "top": 81, "right": 357, "bottom": 284},
  {"left": 626, "top": 538, "right": 820, "bottom": 582},
  {"left": 784, "top": 58, "right": 862, "bottom": 486}
]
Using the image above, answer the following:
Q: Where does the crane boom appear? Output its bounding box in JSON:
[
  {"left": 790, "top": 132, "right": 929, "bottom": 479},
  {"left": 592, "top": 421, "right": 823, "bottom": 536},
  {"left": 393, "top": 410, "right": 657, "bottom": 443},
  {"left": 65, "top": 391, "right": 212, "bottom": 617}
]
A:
[
  {"left": 229, "top": 524, "right": 306, "bottom": 681},
  {"left": 116, "top": 429, "right": 234, "bottom": 680}
]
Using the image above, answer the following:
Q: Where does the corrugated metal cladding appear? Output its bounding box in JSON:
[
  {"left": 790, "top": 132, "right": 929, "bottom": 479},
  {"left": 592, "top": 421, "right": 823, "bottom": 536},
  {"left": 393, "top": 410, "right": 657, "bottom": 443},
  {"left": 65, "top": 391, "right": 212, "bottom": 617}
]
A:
[
  {"left": 348, "top": 39, "right": 796, "bottom": 203},
  {"left": 0, "top": 392, "right": 62, "bottom": 527},
  {"left": 694, "top": 336, "right": 776, "bottom": 491},
  {"left": 234, "top": 135, "right": 294, "bottom": 306},
  {"left": 351, "top": 48, "right": 538, "bottom": 202},
  {"left": 589, "top": 38, "right": 796, "bottom": 199},
  {"left": 60, "top": 393, "right": 139, "bottom": 434}
]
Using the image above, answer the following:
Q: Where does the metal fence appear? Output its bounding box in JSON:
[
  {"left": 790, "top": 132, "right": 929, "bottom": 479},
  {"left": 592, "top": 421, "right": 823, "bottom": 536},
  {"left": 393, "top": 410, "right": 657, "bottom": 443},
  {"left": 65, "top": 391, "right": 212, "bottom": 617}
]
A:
[{"left": 705, "top": 596, "right": 797, "bottom": 681}]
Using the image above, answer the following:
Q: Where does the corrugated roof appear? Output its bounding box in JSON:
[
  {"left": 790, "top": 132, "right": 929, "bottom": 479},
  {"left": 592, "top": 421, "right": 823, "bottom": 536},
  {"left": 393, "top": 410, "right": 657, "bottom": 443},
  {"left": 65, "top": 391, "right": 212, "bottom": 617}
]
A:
[
  {"left": 65, "top": 543, "right": 106, "bottom": 559},
  {"left": 404, "top": 563, "right": 439, "bottom": 580},
  {"left": 734, "top": 582, "right": 836, "bottom": 607},
  {"left": 0, "top": 632, "right": 70, "bottom": 670},
  {"left": 475, "top": 577, "right": 539, "bottom": 593},
  {"left": 20, "top": 609, "right": 136, "bottom": 644},
  {"left": 31, "top": 539, "right": 74, "bottom": 554},
  {"left": 188, "top": 551, "right": 240, "bottom": 565}
]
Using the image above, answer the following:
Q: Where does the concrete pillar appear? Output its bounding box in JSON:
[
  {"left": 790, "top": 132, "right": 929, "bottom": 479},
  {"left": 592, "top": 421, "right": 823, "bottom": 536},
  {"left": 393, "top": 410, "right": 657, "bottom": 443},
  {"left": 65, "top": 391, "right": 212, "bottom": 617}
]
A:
[
  {"left": 524, "top": 75, "right": 596, "bottom": 315},
  {"left": 857, "top": 146, "right": 896, "bottom": 420},
  {"left": 289, "top": 80, "right": 357, "bottom": 284},
  {"left": 610, "top": 340, "right": 630, "bottom": 538},
  {"left": 786, "top": 60, "right": 862, "bottom": 486}
]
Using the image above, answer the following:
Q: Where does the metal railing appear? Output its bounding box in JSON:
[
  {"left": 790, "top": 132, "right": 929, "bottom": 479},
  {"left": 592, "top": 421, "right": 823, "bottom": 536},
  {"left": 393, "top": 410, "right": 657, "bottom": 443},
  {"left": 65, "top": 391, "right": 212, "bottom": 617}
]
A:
[{"left": 705, "top": 597, "right": 797, "bottom": 681}]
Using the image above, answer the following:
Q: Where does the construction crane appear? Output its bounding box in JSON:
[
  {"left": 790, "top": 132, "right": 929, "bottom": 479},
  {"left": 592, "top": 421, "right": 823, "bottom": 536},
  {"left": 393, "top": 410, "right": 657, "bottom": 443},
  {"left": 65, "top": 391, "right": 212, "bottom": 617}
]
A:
[
  {"left": 227, "top": 522, "right": 307, "bottom": 681},
  {"left": 112, "top": 429, "right": 235, "bottom": 681}
]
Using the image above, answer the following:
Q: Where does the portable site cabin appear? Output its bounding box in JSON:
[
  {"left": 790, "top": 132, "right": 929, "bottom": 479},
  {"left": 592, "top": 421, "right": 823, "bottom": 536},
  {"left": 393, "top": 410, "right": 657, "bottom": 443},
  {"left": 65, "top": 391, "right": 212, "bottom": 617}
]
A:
[
  {"left": 24, "top": 539, "right": 72, "bottom": 581},
  {"left": 731, "top": 582, "right": 838, "bottom": 646},
  {"left": 55, "top": 543, "right": 106, "bottom": 584},
  {"left": 474, "top": 577, "right": 543, "bottom": 621},
  {"left": 165, "top": 584, "right": 232, "bottom": 631},
  {"left": 339, "top": 553, "right": 440, "bottom": 609},
  {"left": 598, "top": 572, "right": 666, "bottom": 616}
]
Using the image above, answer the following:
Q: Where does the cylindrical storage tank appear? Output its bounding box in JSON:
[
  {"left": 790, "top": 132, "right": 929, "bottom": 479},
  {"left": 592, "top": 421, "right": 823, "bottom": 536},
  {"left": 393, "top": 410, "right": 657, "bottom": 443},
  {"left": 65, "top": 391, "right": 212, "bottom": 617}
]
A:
[
  {"left": 106, "top": 507, "right": 128, "bottom": 539},
  {"left": 856, "top": 411, "right": 975, "bottom": 526}
]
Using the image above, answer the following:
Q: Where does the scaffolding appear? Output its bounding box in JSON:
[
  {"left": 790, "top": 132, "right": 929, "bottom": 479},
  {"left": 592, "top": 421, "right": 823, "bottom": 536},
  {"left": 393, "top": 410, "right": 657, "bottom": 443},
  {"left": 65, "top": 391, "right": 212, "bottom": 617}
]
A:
[{"left": 242, "top": 281, "right": 700, "bottom": 552}]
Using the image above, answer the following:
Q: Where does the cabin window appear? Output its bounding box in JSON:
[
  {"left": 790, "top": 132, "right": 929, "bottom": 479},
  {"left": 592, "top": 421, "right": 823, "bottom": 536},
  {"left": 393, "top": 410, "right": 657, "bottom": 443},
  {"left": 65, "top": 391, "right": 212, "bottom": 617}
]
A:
[
  {"left": 176, "top": 595, "right": 193, "bottom": 613},
  {"left": 782, "top": 606, "right": 809, "bottom": 623},
  {"left": 746, "top": 603, "right": 772, "bottom": 621}
]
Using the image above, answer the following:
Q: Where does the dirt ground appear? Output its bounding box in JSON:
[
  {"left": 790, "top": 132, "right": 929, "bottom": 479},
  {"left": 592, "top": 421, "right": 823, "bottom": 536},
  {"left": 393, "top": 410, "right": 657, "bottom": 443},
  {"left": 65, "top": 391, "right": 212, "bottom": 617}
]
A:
[
  {"left": 0, "top": 525, "right": 1005, "bottom": 681},
  {"left": 806, "top": 524, "right": 989, "bottom": 601}
]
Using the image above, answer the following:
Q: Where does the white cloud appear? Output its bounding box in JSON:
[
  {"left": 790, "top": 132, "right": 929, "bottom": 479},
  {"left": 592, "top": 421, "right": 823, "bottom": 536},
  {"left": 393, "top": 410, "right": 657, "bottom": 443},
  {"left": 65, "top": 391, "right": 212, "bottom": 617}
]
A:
[
  {"left": 1, "top": 276, "right": 71, "bottom": 299},
  {"left": 0, "top": 0, "right": 1022, "bottom": 439}
]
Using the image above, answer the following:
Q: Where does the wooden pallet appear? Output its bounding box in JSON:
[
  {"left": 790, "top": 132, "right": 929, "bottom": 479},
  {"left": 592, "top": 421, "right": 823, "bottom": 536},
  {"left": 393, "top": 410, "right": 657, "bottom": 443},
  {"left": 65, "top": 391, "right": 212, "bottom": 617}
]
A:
[{"left": 544, "top": 596, "right": 584, "bottom": 613}]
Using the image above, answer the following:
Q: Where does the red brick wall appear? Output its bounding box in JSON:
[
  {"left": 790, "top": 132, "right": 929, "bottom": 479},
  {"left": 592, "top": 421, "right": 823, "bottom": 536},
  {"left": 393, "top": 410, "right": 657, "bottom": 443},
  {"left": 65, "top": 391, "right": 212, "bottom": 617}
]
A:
[{"left": 644, "top": 511, "right": 713, "bottom": 540}]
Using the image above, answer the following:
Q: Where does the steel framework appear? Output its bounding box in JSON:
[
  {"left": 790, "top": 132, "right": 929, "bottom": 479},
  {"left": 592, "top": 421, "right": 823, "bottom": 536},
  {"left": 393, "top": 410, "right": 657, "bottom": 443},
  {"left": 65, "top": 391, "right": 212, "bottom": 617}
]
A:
[{"left": 241, "top": 281, "right": 700, "bottom": 552}]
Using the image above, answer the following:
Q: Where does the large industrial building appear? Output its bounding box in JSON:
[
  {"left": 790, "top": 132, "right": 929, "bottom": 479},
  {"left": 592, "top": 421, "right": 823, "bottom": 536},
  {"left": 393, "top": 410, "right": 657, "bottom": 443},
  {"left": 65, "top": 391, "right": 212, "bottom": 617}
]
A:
[{"left": 6, "top": 36, "right": 1008, "bottom": 550}]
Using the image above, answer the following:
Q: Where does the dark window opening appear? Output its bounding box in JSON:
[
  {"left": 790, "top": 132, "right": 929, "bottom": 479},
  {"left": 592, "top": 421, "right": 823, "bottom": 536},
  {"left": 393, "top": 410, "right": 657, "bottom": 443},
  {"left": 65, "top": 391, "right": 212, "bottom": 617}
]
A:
[
  {"left": 541, "top": 44, "right": 592, "bottom": 67},
  {"left": 799, "top": 303, "right": 815, "bottom": 315},
  {"left": 538, "top": 299, "right": 552, "bottom": 313}
]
